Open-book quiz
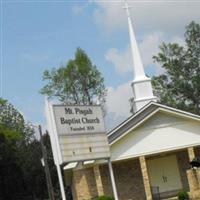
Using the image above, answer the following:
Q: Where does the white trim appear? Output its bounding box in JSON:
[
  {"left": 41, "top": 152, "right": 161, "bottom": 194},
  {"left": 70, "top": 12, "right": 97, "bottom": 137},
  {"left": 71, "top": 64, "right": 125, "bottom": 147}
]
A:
[
  {"left": 110, "top": 106, "right": 200, "bottom": 146},
  {"left": 109, "top": 102, "right": 200, "bottom": 139},
  {"left": 109, "top": 108, "right": 159, "bottom": 145},
  {"left": 111, "top": 143, "right": 200, "bottom": 162},
  {"left": 131, "top": 77, "right": 151, "bottom": 84},
  {"left": 141, "top": 121, "right": 186, "bottom": 131},
  {"left": 86, "top": 143, "right": 200, "bottom": 164},
  {"left": 108, "top": 101, "right": 155, "bottom": 137},
  {"left": 47, "top": 100, "right": 63, "bottom": 164},
  {"left": 158, "top": 107, "right": 200, "bottom": 121},
  {"left": 153, "top": 102, "right": 200, "bottom": 119},
  {"left": 134, "top": 96, "right": 157, "bottom": 103},
  {"left": 45, "top": 99, "right": 59, "bottom": 165}
]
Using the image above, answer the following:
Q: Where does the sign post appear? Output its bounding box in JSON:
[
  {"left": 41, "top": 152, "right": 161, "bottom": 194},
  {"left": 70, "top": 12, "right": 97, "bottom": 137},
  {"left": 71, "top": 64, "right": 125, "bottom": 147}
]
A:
[
  {"left": 108, "top": 159, "right": 119, "bottom": 200},
  {"left": 39, "top": 126, "right": 55, "bottom": 200},
  {"left": 56, "top": 164, "right": 66, "bottom": 200}
]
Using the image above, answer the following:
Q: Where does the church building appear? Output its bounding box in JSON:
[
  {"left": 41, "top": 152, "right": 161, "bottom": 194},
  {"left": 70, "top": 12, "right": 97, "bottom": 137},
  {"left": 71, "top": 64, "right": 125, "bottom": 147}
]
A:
[{"left": 64, "top": 2, "right": 200, "bottom": 200}]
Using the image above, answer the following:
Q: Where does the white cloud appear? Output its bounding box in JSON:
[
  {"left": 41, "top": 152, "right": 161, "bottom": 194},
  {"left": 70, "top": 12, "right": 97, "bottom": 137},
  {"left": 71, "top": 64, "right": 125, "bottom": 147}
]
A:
[
  {"left": 105, "top": 46, "right": 132, "bottom": 73},
  {"left": 105, "top": 32, "right": 164, "bottom": 74},
  {"left": 139, "top": 32, "right": 163, "bottom": 66},
  {"left": 170, "top": 36, "right": 185, "bottom": 46},
  {"left": 93, "top": 1, "right": 200, "bottom": 34},
  {"left": 105, "top": 81, "right": 132, "bottom": 130},
  {"left": 106, "top": 81, "right": 132, "bottom": 117},
  {"left": 72, "top": 6, "right": 85, "bottom": 15},
  {"left": 105, "top": 32, "right": 185, "bottom": 76},
  {"left": 93, "top": 1, "right": 126, "bottom": 32}
]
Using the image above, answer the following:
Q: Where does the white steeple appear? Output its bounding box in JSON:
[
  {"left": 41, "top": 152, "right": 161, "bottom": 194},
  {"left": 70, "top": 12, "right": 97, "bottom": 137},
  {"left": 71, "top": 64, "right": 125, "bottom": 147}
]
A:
[{"left": 123, "top": 0, "right": 157, "bottom": 113}]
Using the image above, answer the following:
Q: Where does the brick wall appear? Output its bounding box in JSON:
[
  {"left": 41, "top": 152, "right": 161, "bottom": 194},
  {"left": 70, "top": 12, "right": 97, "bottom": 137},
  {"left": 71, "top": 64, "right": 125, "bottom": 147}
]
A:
[
  {"left": 99, "top": 164, "right": 113, "bottom": 197},
  {"left": 176, "top": 150, "right": 190, "bottom": 191},
  {"left": 194, "top": 146, "right": 200, "bottom": 157},
  {"left": 100, "top": 159, "right": 146, "bottom": 200},
  {"left": 72, "top": 167, "right": 98, "bottom": 200},
  {"left": 71, "top": 149, "right": 195, "bottom": 200},
  {"left": 72, "top": 159, "right": 146, "bottom": 200}
]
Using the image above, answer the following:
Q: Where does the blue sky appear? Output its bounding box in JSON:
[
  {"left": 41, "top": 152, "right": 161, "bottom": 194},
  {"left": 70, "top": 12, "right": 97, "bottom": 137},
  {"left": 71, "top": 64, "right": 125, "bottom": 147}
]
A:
[{"left": 1, "top": 0, "right": 200, "bottom": 130}]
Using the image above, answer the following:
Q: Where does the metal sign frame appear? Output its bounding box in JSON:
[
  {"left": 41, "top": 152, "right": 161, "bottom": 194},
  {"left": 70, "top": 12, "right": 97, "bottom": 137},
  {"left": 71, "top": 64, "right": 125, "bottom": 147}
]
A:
[
  {"left": 46, "top": 101, "right": 110, "bottom": 165},
  {"left": 45, "top": 99, "right": 119, "bottom": 200}
]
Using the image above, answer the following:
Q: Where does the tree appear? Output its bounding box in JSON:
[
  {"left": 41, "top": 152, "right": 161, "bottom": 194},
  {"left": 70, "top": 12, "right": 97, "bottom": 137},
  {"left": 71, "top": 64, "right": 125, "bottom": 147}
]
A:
[
  {"left": 0, "top": 98, "right": 51, "bottom": 200},
  {"left": 18, "top": 138, "right": 48, "bottom": 200},
  {"left": 40, "top": 48, "right": 106, "bottom": 105},
  {"left": 0, "top": 98, "right": 25, "bottom": 134},
  {"left": 152, "top": 21, "right": 200, "bottom": 114},
  {"left": 0, "top": 98, "right": 34, "bottom": 142},
  {"left": 0, "top": 125, "right": 26, "bottom": 200}
]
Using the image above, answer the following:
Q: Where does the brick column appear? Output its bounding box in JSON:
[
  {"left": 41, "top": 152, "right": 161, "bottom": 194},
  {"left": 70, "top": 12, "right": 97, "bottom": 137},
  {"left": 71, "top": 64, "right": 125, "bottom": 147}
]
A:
[
  {"left": 187, "top": 169, "right": 200, "bottom": 199},
  {"left": 188, "top": 147, "right": 195, "bottom": 162},
  {"left": 196, "top": 168, "right": 200, "bottom": 186},
  {"left": 93, "top": 165, "right": 104, "bottom": 196},
  {"left": 187, "top": 169, "right": 199, "bottom": 191},
  {"left": 139, "top": 156, "right": 152, "bottom": 200},
  {"left": 187, "top": 147, "right": 200, "bottom": 199}
]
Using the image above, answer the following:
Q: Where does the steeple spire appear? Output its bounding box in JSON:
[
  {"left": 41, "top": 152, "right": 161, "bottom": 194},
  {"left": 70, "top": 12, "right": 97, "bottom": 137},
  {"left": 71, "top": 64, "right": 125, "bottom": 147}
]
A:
[
  {"left": 123, "top": 1, "right": 147, "bottom": 81},
  {"left": 123, "top": 0, "right": 157, "bottom": 113}
]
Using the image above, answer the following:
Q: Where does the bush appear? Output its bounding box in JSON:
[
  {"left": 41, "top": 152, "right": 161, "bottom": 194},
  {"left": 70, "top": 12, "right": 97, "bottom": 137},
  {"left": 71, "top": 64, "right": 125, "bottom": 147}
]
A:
[
  {"left": 178, "top": 190, "right": 189, "bottom": 200},
  {"left": 92, "top": 195, "right": 114, "bottom": 200}
]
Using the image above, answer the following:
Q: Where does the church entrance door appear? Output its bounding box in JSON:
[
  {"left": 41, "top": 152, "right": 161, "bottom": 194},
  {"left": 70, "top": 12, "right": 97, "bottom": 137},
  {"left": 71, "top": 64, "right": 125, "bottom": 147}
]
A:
[{"left": 147, "top": 154, "right": 182, "bottom": 193}]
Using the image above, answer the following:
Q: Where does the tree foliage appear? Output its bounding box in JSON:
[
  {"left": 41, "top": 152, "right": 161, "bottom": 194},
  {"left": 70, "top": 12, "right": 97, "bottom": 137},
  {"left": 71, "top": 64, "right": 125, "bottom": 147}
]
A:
[
  {"left": 40, "top": 48, "right": 106, "bottom": 105},
  {"left": 0, "top": 98, "right": 25, "bottom": 134},
  {"left": 0, "top": 98, "right": 34, "bottom": 143},
  {"left": 152, "top": 21, "right": 200, "bottom": 114},
  {"left": 0, "top": 98, "right": 59, "bottom": 199},
  {"left": 0, "top": 130, "right": 26, "bottom": 200}
]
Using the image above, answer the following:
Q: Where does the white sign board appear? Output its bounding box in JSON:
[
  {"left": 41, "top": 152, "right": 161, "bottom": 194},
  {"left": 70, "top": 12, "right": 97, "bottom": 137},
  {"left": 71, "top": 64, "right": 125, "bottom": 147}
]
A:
[
  {"left": 46, "top": 101, "right": 110, "bottom": 164},
  {"left": 53, "top": 105, "right": 105, "bottom": 135}
]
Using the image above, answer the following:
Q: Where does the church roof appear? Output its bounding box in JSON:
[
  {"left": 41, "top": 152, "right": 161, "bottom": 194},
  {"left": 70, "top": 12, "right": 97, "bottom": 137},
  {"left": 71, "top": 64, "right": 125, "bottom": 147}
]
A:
[{"left": 108, "top": 102, "right": 200, "bottom": 145}]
